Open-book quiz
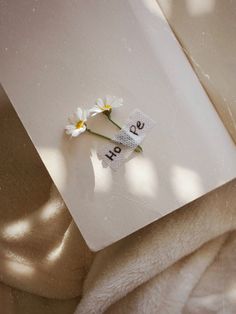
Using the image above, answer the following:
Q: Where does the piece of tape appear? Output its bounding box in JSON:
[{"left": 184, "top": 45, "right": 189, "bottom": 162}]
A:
[{"left": 98, "top": 109, "right": 156, "bottom": 170}]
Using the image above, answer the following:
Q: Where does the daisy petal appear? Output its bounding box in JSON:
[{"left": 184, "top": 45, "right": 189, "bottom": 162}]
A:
[
  {"left": 71, "top": 125, "right": 86, "bottom": 137},
  {"left": 94, "top": 104, "right": 102, "bottom": 110},
  {"left": 89, "top": 106, "right": 103, "bottom": 116},
  {"left": 81, "top": 125, "right": 86, "bottom": 132},
  {"left": 71, "top": 129, "right": 80, "bottom": 137},
  {"left": 96, "top": 98, "right": 104, "bottom": 108},
  {"left": 65, "top": 124, "right": 76, "bottom": 131},
  {"left": 105, "top": 95, "right": 114, "bottom": 105},
  {"left": 82, "top": 109, "right": 89, "bottom": 121},
  {"left": 76, "top": 107, "right": 83, "bottom": 120},
  {"left": 90, "top": 112, "right": 100, "bottom": 117},
  {"left": 90, "top": 106, "right": 103, "bottom": 113},
  {"left": 65, "top": 124, "right": 76, "bottom": 135}
]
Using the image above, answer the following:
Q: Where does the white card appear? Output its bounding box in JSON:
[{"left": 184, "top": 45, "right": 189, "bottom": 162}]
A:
[{"left": 0, "top": 0, "right": 236, "bottom": 251}]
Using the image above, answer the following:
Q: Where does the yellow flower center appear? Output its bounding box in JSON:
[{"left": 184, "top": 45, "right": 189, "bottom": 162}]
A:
[
  {"left": 76, "top": 120, "right": 84, "bottom": 129},
  {"left": 102, "top": 104, "right": 112, "bottom": 111}
]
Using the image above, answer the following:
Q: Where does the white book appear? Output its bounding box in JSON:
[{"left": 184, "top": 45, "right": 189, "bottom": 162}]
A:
[{"left": 0, "top": 0, "right": 235, "bottom": 251}]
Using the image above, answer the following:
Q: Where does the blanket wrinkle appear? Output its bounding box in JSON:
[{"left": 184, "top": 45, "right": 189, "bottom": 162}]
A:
[
  {"left": 184, "top": 230, "right": 236, "bottom": 313},
  {"left": 0, "top": 88, "right": 94, "bottom": 300},
  {"left": 106, "top": 234, "right": 228, "bottom": 314},
  {"left": 75, "top": 179, "right": 236, "bottom": 313},
  {"left": 0, "top": 186, "right": 92, "bottom": 299},
  {"left": 0, "top": 282, "right": 14, "bottom": 314},
  {"left": 0, "top": 281, "right": 80, "bottom": 314}
]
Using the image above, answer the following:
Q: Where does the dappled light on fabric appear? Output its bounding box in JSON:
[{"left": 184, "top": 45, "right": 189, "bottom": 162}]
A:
[
  {"left": 186, "top": 0, "right": 215, "bottom": 16},
  {"left": 2, "top": 220, "right": 31, "bottom": 239},
  {"left": 46, "top": 227, "right": 70, "bottom": 263},
  {"left": 40, "top": 193, "right": 65, "bottom": 221},
  {"left": 6, "top": 260, "right": 35, "bottom": 276}
]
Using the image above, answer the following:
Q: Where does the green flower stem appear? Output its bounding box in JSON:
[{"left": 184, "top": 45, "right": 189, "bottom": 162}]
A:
[
  {"left": 107, "top": 115, "right": 121, "bottom": 129},
  {"left": 86, "top": 128, "right": 142, "bottom": 153},
  {"left": 106, "top": 115, "right": 143, "bottom": 153},
  {"left": 86, "top": 129, "right": 113, "bottom": 142}
]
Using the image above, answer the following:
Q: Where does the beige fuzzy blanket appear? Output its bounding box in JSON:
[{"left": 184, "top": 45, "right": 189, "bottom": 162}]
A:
[{"left": 0, "top": 1, "right": 236, "bottom": 313}]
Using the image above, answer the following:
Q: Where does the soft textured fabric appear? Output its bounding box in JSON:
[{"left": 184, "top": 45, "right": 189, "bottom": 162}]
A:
[
  {"left": 75, "top": 179, "right": 236, "bottom": 313},
  {"left": 0, "top": 87, "right": 93, "bottom": 312}
]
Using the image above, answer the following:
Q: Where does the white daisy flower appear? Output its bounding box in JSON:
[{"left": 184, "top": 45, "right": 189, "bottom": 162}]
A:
[
  {"left": 89, "top": 95, "right": 123, "bottom": 117},
  {"left": 65, "top": 107, "right": 89, "bottom": 137}
]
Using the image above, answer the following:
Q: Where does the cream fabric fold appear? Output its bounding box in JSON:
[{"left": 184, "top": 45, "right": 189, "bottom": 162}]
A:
[
  {"left": 76, "top": 179, "right": 236, "bottom": 313},
  {"left": 0, "top": 87, "right": 93, "bottom": 301}
]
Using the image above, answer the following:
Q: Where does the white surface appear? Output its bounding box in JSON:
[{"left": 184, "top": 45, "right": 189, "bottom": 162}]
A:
[{"left": 0, "top": 0, "right": 235, "bottom": 250}]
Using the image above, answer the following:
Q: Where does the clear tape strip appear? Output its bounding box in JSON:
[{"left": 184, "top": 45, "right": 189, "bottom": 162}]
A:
[{"left": 98, "top": 109, "right": 156, "bottom": 170}]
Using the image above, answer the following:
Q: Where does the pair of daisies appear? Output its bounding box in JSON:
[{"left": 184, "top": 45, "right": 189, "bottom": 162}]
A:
[{"left": 65, "top": 96, "right": 123, "bottom": 137}]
